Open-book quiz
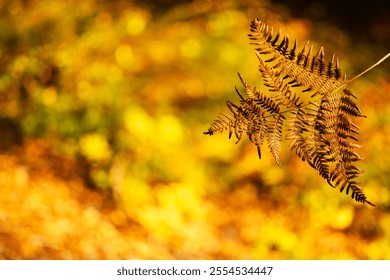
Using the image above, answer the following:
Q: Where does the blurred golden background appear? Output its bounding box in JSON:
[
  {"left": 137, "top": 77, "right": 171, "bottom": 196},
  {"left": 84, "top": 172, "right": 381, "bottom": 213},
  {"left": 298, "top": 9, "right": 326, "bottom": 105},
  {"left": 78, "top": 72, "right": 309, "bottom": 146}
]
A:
[{"left": 0, "top": 0, "right": 389, "bottom": 259}]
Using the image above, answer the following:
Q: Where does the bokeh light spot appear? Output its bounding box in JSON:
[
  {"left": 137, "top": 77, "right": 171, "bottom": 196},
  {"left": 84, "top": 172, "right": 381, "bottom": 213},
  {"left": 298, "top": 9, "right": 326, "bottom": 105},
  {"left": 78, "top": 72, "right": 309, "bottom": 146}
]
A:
[
  {"left": 126, "top": 13, "right": 147, "bottom": 35},
  {"left": 157, "top": 114, "right": 184, "bottom": 145},
  {"left": 180, "top": 39, "right": 201, "bottom": 58},
  {"left": 115, "top": 44, "right": 134, "bottom": 69},
  {"left": 42, "top": 87, "right": 57, "bottom": 106},
  {"left": 123, "top": 106, "right": 154, "bottom": 139},
  {"left": 79, "top": 133, "right": 111, "bottom": 162}
]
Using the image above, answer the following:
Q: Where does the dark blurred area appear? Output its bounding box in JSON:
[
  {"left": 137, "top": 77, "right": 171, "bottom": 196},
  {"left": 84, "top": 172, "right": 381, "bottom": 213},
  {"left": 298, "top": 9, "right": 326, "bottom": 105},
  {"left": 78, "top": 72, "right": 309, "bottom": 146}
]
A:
[
  {"left": 272, "top": 0, "right": 390, "bottom": 46},
  {"left": 0, "top": 0, "right": 389, "bottom": 260}
]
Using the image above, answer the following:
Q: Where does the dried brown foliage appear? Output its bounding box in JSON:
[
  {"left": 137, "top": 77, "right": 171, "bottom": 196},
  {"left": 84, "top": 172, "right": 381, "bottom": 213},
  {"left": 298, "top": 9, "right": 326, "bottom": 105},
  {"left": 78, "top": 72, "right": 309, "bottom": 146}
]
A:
[{"left": 205, "top": 19, "right": 389, "bottom": 206}]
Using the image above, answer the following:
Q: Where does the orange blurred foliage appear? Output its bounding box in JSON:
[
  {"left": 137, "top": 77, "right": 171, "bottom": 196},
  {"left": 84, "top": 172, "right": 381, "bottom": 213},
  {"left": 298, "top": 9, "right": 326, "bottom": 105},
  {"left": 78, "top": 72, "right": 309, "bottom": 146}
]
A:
[{"left": 0, "top": 0, "right": 389, "bottom": 259}]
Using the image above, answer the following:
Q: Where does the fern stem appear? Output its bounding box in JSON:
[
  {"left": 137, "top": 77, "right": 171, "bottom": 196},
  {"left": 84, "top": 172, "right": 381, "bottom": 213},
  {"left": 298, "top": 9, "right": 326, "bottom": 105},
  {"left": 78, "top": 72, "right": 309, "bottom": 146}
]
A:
[{"left": 346, "top": 52, "right": 390, "bottom": 84}]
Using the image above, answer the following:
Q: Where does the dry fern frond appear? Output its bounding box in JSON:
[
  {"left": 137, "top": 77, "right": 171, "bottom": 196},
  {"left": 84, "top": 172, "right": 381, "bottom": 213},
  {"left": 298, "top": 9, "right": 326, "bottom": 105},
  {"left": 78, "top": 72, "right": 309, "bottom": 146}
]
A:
[{"left": 204, "top": 18, "right": 390, "bottom": 206}]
